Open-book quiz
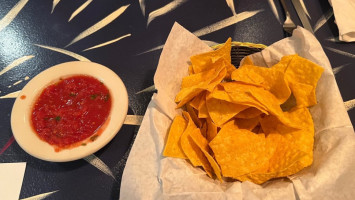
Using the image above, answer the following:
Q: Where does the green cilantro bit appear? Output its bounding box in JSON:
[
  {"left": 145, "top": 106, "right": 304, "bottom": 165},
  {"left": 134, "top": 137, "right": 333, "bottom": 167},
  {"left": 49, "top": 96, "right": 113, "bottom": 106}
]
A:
[
  {"left": 70, "top": 92, "right": 77, "bottom": 97},
  {"left": 55, "top": 116, "right": 61, "bottom": 121},
  {"left": 104, "top": 94, "right": 110, "bottom": 102},
  {"left": 90, "top": 94, "right": 98, "bottom": 99}
]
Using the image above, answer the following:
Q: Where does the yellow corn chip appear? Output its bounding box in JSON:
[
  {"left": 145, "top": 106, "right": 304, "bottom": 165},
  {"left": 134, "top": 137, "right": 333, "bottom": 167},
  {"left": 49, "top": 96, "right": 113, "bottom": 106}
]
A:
[
  {"left": 212, "top": 82, "right": 270, "bottom": 114},
  {"left": 190, "top": 38, "right": 232, "bottom": 71},
  {"left": 209, "top": 121, "right": 268, "bottom": 178},
  {"left": 163, "top": 115, "right": 188, "bottom": 159},
  {"left": 200, "top": 121, "right": 207, "bottom": 139},
  {"left": 180, "top": 112, "right": 202, "bottom": 167},
  {"left": 198, "top": 92, "right": 209, "bottom": 118},
  {"left": 188, "top": 129, "right": 214, "bottom": 178},
  {"left": 189, "top": 92, "right": 205, "bottom": 110},
  {"left": 176, "top": 64, "right": 226, "bottom": 108},
  {"left": 186, "top": 103, "right": 202, "bottom": 128},
  {"left": 240, "top": 56, "right": 254, "bottom": 66},
  {"left": 206, "top": 98, "right": 249, "bottom": 127},
  {"left": 231, "top": 64, "right": 291, "bottom": 104},
  {"left": 235, "top": 107, "right": 264, "bottom": 119},
  {"left": 206, "top": 117, "right": 218, "bottom": 142},
  {"left": 284, "top": 55, "right": 324, "bottom": 107},
  {"left": 188, "top": 64, "right": 194, "bottom": 75},
  {"left": 235, "top": 117, "right": 260, "bottom": 131},
  {"left": 190, "top": 128, "right": 223, "bottom": 181}
]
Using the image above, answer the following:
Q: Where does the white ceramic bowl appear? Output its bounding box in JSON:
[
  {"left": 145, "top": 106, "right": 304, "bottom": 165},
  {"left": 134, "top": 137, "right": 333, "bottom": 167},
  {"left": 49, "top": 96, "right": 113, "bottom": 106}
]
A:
[{"left": 11, "top": 61, "right": 128, "bottom": 162}]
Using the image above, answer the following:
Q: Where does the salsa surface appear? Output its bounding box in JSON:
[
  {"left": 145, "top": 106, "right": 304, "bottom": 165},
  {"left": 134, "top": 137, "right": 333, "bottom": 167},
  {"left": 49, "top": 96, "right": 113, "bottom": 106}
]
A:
[{"left": 31, "top": 75, "right": 112, "bottom": 150}]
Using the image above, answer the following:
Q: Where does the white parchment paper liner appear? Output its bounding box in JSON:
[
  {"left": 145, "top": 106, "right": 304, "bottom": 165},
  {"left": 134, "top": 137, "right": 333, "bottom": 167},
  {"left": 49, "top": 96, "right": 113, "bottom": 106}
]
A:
[{"left": 120, "top": 23, "right": 355, "bottom": 200}]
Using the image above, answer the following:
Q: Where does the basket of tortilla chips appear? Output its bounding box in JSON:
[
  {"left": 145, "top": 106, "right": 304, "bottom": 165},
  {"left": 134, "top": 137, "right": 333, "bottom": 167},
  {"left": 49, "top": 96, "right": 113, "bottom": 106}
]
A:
[{"left": 163, "top": 38, "right": 324, "bottom": 184}]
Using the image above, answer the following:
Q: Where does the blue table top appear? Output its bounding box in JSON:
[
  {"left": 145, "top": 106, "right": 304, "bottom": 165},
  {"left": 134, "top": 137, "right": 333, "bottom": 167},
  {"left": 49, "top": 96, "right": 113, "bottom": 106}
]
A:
[{"left": 0, "top": 0, "right": 354, "bottom": 199}]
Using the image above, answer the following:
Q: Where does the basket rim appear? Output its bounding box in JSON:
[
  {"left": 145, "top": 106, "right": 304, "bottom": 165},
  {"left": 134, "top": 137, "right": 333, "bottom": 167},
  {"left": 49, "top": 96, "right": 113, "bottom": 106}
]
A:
[{"left": 212, "top": 41, "right": 267, "bottom": 50}]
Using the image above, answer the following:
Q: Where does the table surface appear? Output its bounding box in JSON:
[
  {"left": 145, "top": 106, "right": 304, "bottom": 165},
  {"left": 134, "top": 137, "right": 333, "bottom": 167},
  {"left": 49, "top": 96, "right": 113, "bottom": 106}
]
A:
[{"left": 0, "top": 0, "right": 354, "bottom": 199}]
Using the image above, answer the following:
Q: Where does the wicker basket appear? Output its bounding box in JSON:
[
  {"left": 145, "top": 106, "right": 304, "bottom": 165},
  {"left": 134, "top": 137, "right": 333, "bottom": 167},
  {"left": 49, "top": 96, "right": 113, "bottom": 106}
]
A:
[{"left": 213, "top": 41, "right": 267, "bottom": 67}]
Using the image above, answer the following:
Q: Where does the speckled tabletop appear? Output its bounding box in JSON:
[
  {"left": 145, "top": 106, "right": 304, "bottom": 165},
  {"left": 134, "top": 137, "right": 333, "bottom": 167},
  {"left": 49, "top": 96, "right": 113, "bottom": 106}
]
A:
[{"left": 0, "top": 0, "right": 354, "bottom": 199}]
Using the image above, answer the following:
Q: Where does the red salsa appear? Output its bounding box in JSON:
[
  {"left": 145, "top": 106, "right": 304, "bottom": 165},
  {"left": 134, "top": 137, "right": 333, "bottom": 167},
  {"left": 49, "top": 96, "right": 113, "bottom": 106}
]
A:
[{"left": 31, "top": 75, "right": 112, "bottom": 151}]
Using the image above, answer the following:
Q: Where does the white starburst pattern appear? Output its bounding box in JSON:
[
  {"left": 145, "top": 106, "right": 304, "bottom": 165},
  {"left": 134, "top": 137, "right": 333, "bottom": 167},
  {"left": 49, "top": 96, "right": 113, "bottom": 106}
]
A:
[
  {"left": 332, "top": 63, "right": 350, "bottom": 75},
  {"left": 313, "top": 9, "right": 333, "bottom": 33},
  {"left": 326, "top": 36, "right": 340, "bottom": 43},
  {"left": 268, "top": 0, "right": 281, "bottom": 23},
  {"left": 136, "top": 44, "right": 165, "bottom": 56},
  {"left": 139, "top": 0, "right": 146, "bottom": 16},
  {"left": 124, "top": 115, "right": 144, "bottom": 125},
  {"left": 0, "top": 55, "right": 34, "bottom": 76},
  {"left": 20, "top": 190, "right": 59, "bottom": 200},
  {"left": 84, "top": 154, "right": 116, "bottom": 180},
  {"left": 0, "top": 90, "right": 21, "bottom": 99},
  {"left": 225, "top": 0, "right": 237, "bottom": 16},
  {"left": 51, "top": 0, "right": 61, "bottom": 13},
  {"left": 0, "top": 0, "right": 29, "bottom": 32},
  {"left": 34, "top": 44, "right": 90, "bottom": 61},
  {"left": 136, "top": 85, "right": 156, "bottom": 94},
  {"left": 299, "top": 0, "right": 311, "bottom": 19},
  {"left": 326, "top": 47, "right": 355, "bottom": 58},
  {"left": 194, "top": 10, "right": 263, "bottom": 37},
  {"left": 344, "top": 99, "right": 355, "bottom": 111},
  {"left": 7, "top": 76, "right": 30, "bottom": 88},
  {"left": 82, "top": 33, "right": 131, "bottom": 52},
  {"left": 68, "top": 0, "right": 93, "bottom": 22},
  {"left": 147, "top": 0, "right": 188, "bottom": 27},
  {"left": 65, "top": 4, "right": 130, "bottom": 48}
]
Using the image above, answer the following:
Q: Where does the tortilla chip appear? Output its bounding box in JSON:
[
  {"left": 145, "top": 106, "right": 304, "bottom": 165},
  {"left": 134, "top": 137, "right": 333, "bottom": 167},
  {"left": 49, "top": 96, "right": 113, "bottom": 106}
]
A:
[
  {"left": 206, "top": 117, "right": 218, "bottom": 142},
  {"left": 231, "top": 63, "right": 291, "bottom": 104},
  {"left": 284, "top": 55, "right": 324, "bottom": 107},
  {"left": 206, "top": 98, "right": 249, "bottom": 127},
  {"left": 190, "top": 38, "right": 231, "bottom": 71},
  {"left": 188, "top": 64, "right": 194, "bottom": 75},
  {"left": 209, "top": 121, "right": 268, "bottom": 178},
  {"left": 235, "top": 117, "right": 260, "bottom": 131},
  {"left": 198, "top": 92, "right": 209, "bottom": 118},
  {"left": 180, "top": 112, "right": 203, "bottom": 167},
  {"left": 239, "top": 107, "right": 315, "bottom": 183},
  {"left": 176, "top": 64, "right": 226, "bottom": 108},
  {"left": 235, "top": 107, "right": 264, "bottom": 119},
  {"left": 190, "top": 129, "right": 223, "bottom": 181},
  {"left": 219, "top": 82, "right": 270, "bottom": 113},
  {"left": 186, "top": 103, "right": 202, "bottom": 128},
  {"left": 163, "top": 115, "right": 188, "bottom": 159},
  {"left": 240, "top": 56, "right": 254, "bottom": 66},
  {"left": 188, "top": 129, "right": 214, "bottom": 178},
  {"left": 189, "top": 92, "right": 205, "bottom": 110},
  {"left": 235, "top": 132, "right": 309, "bottom": 184},
  {"left": 200, "top": 121, "right": 207, "bottom": 139}
]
